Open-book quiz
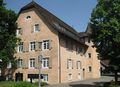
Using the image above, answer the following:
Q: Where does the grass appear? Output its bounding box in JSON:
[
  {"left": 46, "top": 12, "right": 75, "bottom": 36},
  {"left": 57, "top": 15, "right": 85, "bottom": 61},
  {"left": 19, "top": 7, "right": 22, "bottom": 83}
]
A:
[{"left": 0, "top": 81, "right": 48, "bottom": 87}]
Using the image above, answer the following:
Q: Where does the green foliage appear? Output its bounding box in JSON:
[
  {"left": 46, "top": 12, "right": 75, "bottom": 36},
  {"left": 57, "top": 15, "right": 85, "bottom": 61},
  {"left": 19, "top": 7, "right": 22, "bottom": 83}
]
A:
[
  {"left": 0, "top": 81, "right": 48, "bottom": 87},
  {"left": 35, "top": 82, "right": 48, "bottom": 86},
  {"left": 90, "top": 0, "right": 120, "bottom": 71},
  {"left": 103, "top": 81, "right": 120, "bottom": 87},
  {"left": 0, "top": 0, "right": 18, "bottom": 70}
]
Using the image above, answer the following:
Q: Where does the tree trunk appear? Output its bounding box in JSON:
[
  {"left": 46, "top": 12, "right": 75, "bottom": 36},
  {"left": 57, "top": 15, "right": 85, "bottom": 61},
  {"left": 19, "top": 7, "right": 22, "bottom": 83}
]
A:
[{"left": 115, "top": 71, "right": 118, "bottom": 84}]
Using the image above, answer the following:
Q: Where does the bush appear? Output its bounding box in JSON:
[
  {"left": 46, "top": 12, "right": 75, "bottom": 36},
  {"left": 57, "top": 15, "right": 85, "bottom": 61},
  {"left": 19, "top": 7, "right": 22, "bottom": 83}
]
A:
[
  {"left": 34, "top": 82, "right": 48, "bottom": 87},
  {"left": 103, "top": 81, "right": 120, "bottom": 87},
  {"left": 13, "top": 81, "right": 37, "bottom": 87},
  {"left": 0, "top": 76, "right": 5, "bottom": 81},
  {"left": 0, "top": 81, "right": 48, "bottom": 87}
]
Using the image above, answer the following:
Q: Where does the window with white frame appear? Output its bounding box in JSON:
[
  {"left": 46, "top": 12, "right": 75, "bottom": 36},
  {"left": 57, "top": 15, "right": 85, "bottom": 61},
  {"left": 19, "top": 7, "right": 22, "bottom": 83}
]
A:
[
  {"left": 42, "top": 58, "right": 49, "bottom": 68},
  {"left": 78, "top": 73, "right": 81, "bottom": 80},
  {"left": 16, "top": 28, "right": 21, "bottom": 35},
  {"left": 26, "top": 16, "right": 31, "bottom": 20},
  {"left": 68, "top": 73, "right": 72, "bottom": 80},
  {"left": 42, "top": 74, "right": 48, "bottom": 82},
  {"left": 7, "top": 62, "right": 12, "bottom": 68},
  {"left": 34, "top": 24, "right": 40, "bottom": 32},
  {"left": 43, "top": 40, "right": 49, "bottom": 50},
  {"left": 29, "top": 58, "right": 35, "bottom": 68},
  {"left": 0, "top": 68, "right": 1, "bottom": 76},
  {"left": 18, "top": 42, "right": 23, "bottom": 52},
  {"left": 30, "top": 42, "right": 35, "bottom": 51},
  {"left": 67, "top": 59, "right": 73, "bottom": 69},
  {"left": 17, "top": 59, "right": 23, "bottom": 68},
  {"left": 77, "top": 61, "right": 81, "bottom": 69}
]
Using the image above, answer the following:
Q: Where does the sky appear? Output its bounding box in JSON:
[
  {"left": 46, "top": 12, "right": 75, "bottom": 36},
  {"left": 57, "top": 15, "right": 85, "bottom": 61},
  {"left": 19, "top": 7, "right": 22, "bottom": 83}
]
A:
[{"left": 4, "top": 0, "right": 97, "bottom": 32}]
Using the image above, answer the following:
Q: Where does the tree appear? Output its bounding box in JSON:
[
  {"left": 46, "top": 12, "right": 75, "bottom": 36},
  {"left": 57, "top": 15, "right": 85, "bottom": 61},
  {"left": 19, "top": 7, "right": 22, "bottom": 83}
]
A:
[
  {"left": 90, "top": 0, "right": 120, "bottom": 84},
  {"left": 0, "top": 0, "right": 18, "bottom": 78}
]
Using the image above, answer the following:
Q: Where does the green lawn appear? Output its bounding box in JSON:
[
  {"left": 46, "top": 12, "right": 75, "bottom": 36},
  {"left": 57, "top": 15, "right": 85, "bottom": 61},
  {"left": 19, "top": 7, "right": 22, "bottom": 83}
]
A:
[{"left": 0, "top": 81, "right": 48, "bottom": 87}]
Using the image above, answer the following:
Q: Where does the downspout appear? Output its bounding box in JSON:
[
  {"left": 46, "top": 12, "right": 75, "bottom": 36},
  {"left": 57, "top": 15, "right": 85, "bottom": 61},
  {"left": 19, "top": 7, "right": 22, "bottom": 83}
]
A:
[{"left": 58, "top": 33, "right": 61, "bottom": 83}]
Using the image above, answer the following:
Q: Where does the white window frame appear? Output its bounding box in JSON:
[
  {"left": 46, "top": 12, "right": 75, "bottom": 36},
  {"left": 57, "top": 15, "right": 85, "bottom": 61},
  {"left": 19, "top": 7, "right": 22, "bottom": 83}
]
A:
[
  {"left": 42, "top": 40, "right": 49, "bottom": 50},
  {"left": 30, "top": 42, "right": 35, "bottom": 51},
  {"left": 78, "top": 73, "right": 81, "bottom": 80},
  {"left": 16, "top": 28, "right": 21, "bottom": 36},
  {"left": 26, "top": 16, "right": 31, "bottom": 20},
  {"left": 7, "top": 62, "right": 12, "bottom": 69},
  {"left": 0, "top": 68, "right": 1, "bottom": 76},
  {"left": 29, "top": 58, "right": 35, "bottom": 69},
  {"left": 42, "top": 74, "right": 48, "bottom": 82},
  {"left": 42, "top": 58, "right": 49, "bottom": 68},
  {"left": 18, "top": 42, "right": 23, "bottom": 52},
  {"left": 77, "top": 61, "right": 81, "bottom": 69},
  {"left": 68, "top": 73, "right": 72, "bottom": 80},
  {"left": 17, "top": 59, "right": 23, "bottom": 68},
  {"left": 34, "top": 24, "right": 40, "bottom": 32},
  {"left": 68, "top": 59, "right": 72, "bottom": 69}
]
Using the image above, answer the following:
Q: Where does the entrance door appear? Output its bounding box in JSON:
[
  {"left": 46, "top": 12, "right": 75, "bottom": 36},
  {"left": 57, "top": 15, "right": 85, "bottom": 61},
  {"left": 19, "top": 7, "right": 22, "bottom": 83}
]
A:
[{"left": 15, "top": 73, "right": 23, "bottom": 81}]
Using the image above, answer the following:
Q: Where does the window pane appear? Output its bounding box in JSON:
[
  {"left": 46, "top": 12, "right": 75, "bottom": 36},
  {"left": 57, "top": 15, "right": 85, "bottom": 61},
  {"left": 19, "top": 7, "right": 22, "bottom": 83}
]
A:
[
  {"left": 42, "top": 58, "right": 49, "bottom": 68},
  {"left": 30, "top": 42, "right": 35, "bottom": 51}
]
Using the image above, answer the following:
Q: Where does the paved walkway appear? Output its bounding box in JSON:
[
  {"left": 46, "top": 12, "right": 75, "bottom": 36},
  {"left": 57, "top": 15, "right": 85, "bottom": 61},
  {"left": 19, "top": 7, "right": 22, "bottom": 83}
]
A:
[{"left": 46, "top": 76, "right": 114, "bottom": 87}]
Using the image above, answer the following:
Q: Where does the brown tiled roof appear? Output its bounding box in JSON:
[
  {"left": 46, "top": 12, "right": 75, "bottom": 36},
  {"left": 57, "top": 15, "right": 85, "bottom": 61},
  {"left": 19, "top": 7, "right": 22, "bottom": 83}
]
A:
[
  {"left": 19, "top": 1, "right": 81, "bottom": 41},
  {"left": 78, "top": 24, "right": 92, "bottom": 38},
  {"left": 78, "top": 32, "right": 88, "bottom": 37}
]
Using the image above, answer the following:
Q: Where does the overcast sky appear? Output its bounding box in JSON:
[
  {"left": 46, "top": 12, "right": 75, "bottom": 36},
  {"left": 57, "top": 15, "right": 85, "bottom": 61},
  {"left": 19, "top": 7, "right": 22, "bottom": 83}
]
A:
[{"left": 5, "top": 0, "right": 97, "bottom": 32}]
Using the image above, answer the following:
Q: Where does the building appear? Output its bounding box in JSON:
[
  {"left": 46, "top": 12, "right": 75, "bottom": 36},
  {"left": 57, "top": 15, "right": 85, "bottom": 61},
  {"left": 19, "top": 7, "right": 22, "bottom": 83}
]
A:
[{"left": 13, "top": 1, "right": 100, "bottom": 84}]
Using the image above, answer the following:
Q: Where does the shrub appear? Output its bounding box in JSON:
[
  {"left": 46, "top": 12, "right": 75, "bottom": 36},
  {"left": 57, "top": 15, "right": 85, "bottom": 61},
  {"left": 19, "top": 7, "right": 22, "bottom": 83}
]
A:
[{"left": 13, "top": 81, "right": 37, "bottom": 87}]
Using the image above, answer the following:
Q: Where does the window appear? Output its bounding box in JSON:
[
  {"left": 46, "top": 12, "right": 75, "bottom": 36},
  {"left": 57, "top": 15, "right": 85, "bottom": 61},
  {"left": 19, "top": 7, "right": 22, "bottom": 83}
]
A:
[
  {"left": 34, "top": 24, "right": 40, "bottom": 32},
  {"left": 16, "top": 28, "right": 21, "bottom": 35},
  {"left": 77, "top": 61, "right": 81, "bottom": 69},
  {"left": 0, "top": 68, "right": 1, "bottom": 76},
  {"left": 17, "top": 59, "right": 23, "bottom": 68},
  {"left": 42, "top": 58, "right": 49, "bottom": 68},
  {"left": 43, "top": 40, "right": 49, "bottom": 50},
  {"left": 42, "top": 74, "right": 48, "bottom": 82},
  {"left": 7, "top": 62, "right": 12, "bottom": 68},
  {"left": 67, "top": 59, "right": 73, "bottom": 69},
  {"left": 88, "top": 53, "right": 91, "bottom": 58},
  {"left": 30, "top": 42, "right": 35, "bottom": 51},
  {"left": 68, "top": 73, "right": 72, "bottom": 80},
  {"left": 78, "top": 73, "right": 81, "bottom": 80},
  {"left": 88, "top": 66, "right": 92, "bottom": 72},
  {"left": 26, "top": 16, "right": 31, "bottom": 19},
  {"left": 18, "top": 42, "right": 23, "bottom": 52},
  {"left": 29, "top": 58, "right": 35, "bottom": 68},
  {"left": 79, "top": 47, "right": 84, "bottom": 53}
]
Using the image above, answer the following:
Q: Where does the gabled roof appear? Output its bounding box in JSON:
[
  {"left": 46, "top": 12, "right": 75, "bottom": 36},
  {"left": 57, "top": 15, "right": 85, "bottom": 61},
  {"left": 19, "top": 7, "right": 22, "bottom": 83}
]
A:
[
  {"left": 19, "top": 1, "right": 79, "bottom": 40},
  {"left": 78, "top": 24, "right": 92, "bottom": 38},
  {"left": 18, "top": 1, "right": 88, "bottom": 47}
]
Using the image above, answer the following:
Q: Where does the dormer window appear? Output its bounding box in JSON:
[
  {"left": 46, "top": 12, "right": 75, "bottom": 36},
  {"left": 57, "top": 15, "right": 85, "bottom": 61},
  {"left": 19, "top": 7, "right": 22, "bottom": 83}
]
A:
[{"left": 26, "top": 16, "right": 31, "bottom": 19}]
